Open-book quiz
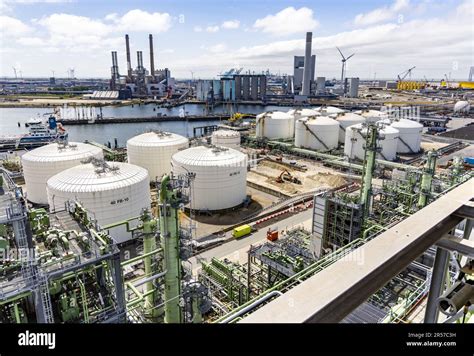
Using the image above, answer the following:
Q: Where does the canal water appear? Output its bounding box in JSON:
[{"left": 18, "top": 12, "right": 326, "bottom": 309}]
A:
[{"left": 0, "top": 103, "right": 292, "bottom": 146}]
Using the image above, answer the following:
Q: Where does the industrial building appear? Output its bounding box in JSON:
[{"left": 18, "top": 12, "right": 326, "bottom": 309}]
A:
[
  {"left": 109, "top": 34, "right": 175, "bottom": 98},
  {"left": 195, "top": 70, "right": 267, "bottom": 103}
]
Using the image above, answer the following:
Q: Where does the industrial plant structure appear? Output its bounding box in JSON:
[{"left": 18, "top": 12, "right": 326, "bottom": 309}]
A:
[
  {"left": 109, "top": 34, "right": 175, "bottom": 98},
  {"left": 0, "top": 100, "right": 472, "bottom": 328}
]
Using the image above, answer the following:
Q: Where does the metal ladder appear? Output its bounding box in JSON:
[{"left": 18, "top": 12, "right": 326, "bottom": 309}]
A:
[
  {"left": 301, "top": 120, "right": 329, "bottom": 151},
  {"left": 398, "top": 136, "right": 415, "bottom": 154},
  {"left": 37, "top": 273, "right": 55, "bottom": 323},
  {"left": 7, "top": 204, "right": 36, "bottom": 287}
]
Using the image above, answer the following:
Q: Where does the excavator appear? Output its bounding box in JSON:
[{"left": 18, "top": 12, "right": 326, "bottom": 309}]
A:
[
  {"left": 228, "top": 112, "right": 255, "bottom": 125},
  {"left": 276, "top": 170, "right": 302, "bottom": 184}
]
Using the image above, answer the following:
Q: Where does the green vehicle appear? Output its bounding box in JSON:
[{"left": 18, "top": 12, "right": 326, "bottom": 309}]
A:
[{"left": 232, "top": 224, "right": 252, "bottom": 239}]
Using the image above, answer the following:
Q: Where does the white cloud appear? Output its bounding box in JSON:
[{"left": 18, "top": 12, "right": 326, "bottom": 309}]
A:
[
  {"left": 208, "top": 43, "right": 227, "bottom": 53},
  {"left": 221, "top": 20, "right": 240, "bottom": 29},
  {"left": 0, "top": 0, "right": 12, "bottom": 14},
  {"left": 0, "top": 15, "right": 31, "bottom": 36},
  {"left": 160, "top": 48, "right": 174, "bottom": 54},
  {"left": 193, "top": 26, "right": 203, "bottom": 32},
  {"left": 17, "top": 36, "right": 46, "bottom": 46},
  {"left": 173, "top": 0, "right": 472, "bottom": 79},
  {"left": 253, "top": 7, "right": 319, "bottom": 36},
  {"left": 115, "top": 9, "right": 172, "bottom": 32},
  {"left": 206, "top": 25, "right": 219, "bottom": 33},
  {"left": 37, "top": 13, "right": 111, "bottom": 37},
  {"left": 104, "top": 13, "right": 118, "bottom": 22},
  {"left": 354, "top": 0, "right": 410, "bottom": 26}
]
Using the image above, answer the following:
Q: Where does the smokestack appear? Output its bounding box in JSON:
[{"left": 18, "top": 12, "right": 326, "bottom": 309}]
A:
[
  {"left": 125, "top": 34, "right": 132, "bottom": 78},
  {"left": 149, "top": 34, "right": 155, "bottom": 78},
  {"left": 111, "top": 51, "right": 119, "bottom": 76},
  {"left": 301, "top": 32, "right": 312, "bottom": 96},
  {"left": 137, "top": 51, "right": 143, "bottom": 69}
]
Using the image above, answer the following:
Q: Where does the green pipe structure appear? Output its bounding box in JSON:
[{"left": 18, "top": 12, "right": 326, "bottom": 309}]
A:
[
  {"left": 265, "top": 139, "right": 421, "bottom": 172},
  {"left": 214, "top": 238, "right": 364, "bottom": 323},
  {"left": 159, "top": 175, "right": 182, "bottom": 323},
  {"left": 359, "top": 124, "right": 378, "bottom": 219},
  {"left": 141, "top": 211, "right": 159, "bottom": 319},
  {"left": 451, "top": 156, "right": 463, "bottom": 184},
  {"left": 0, "top": 291, "right": 32, "bottom": 306},
  {"left": 417, "top": 150, "right": 437, "bottom": 208},
  {"left": 120, "top": 248, "right": 162, "bottom": 267}
]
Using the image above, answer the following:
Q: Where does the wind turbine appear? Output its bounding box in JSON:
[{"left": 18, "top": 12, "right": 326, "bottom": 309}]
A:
[{"left": 336, "top": 47, "right": 355, "bottom": 92}]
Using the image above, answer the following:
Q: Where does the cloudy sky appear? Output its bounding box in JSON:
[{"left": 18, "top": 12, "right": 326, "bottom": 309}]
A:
[{"left": 0, "top": 0, "right": 472, "bottom": 80}]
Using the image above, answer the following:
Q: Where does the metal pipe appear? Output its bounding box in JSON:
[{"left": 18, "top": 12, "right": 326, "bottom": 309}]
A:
[
  {"left": 443, "top": 304, "right": 474, "bottom": 323},
  {"left": 219, "top": 291, "right": 283, "bottom": 323},
  {"left": 160, "top": 175, "right": 182, "bottom": 323},
  {"left": 418, "top": 150, "right": 437, "bottom": 208},
  {"left": 133, "top": 270, "right": 167, "bottom": 287},
  {"left": 424, "top": 247, "right": 449, "bottom": 323},
  {"left": 360, "top": 124, "right": 377, "bottom": 218},
  {"left": 121, "top": 248, "right": 162, "bottom": 267}
]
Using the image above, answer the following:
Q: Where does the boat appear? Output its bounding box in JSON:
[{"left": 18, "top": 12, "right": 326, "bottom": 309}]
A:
[
  {"left": 0, "top": 115, "right": 68, "bottom": 151},
  {"left": 24, "top": 116, "right": 43, "bottom": 127}
]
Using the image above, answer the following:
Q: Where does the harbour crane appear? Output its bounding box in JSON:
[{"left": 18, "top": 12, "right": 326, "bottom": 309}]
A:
[
  {"left": 397, "top": 66, "right": 416, "bottom": 82},
  {"left": 336, "top": 47, "right": 355, "bottom": 91}
]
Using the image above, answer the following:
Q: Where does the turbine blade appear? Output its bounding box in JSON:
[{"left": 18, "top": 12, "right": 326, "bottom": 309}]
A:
[
  {"left": 346, "top": 53, "right": 355, "bottom": 60},
  {"left": 336, "top": 47, "right": 344, "bottom": 59}
]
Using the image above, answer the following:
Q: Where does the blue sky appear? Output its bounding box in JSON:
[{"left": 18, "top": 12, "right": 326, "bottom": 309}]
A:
[{"left": 0, "top": 0, "right": 472, "bottom": 80}]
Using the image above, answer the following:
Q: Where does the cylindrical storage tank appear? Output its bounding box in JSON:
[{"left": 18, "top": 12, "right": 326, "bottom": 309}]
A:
[
  {"left": 211, "top": 129, "right": 241, "bottom": 149},
  {"left": 287, "top": 108, "right": 320, "bottom": 120},
  {"left": 47, "top": 162, "right": 150, "bottom": 243},
  {"left": 356, "top": 109, "right": 389, "bottom": 123},
  {"left": 294, "top": 116, "right": 339, "bottom": 151},
  {"left": 127, "top": 131, "right": 188, "bottom": 182},
  {"left": 453, "top": 100, "right": 470, "bottom": 113},
  {"left": 171, "top": 146, "right": 247, "bottom": 211},
  {"left": 22, "top": 142, "right": 104, "bottom": 205},
  {"left": 255, "top": 111, "right": 294, "bottom": 139},
  {"left": 344, "top": 124, "right": 399, "bottom": 161},
  {"left": 335, "top": 112, "right": 366, "bottom": 143},
  {"left": 316, "top": 106, "right": 345, "bottom": 117},
  {"left": 390, "top": 119, "right": 423, "bottom": 153}
]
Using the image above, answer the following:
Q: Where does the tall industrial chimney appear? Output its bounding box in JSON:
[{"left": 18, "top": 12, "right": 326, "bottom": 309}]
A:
[
  {"left": 137, "top": 51, "right": 144, "bottom": 70},
  {"left": 301, "top": 32, "right": 312, "bottom": 96},
  {"left": 125, "top": 34, "right": 132, "bottom": 78},
  {"left": 111, "top": 51, "right": 119, "bottom": 76},
  {"left": 149, "top": 34, "right": 155, "bottom": 79}
]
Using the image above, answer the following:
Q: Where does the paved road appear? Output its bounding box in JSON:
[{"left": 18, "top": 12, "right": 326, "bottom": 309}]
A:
[{"left": 187, "top": 208, "right": 313, "bottom": 273}]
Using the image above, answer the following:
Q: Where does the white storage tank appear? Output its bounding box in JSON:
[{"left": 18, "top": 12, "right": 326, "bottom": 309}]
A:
[
  {"left": 171, "top": 146, "right": 247, "bottom": 211},
  {"left": 47, "top": 161, "right": 150, "bottom": 243},
  {"left": 294, "top": 116, "right": 339, "bottom": 151},
  {"left": 390, "top": 119, "right": 423, "bottom": 153},
  {"left": 344, "top": 123, "right": 399, "bottom": 161},
  {"left": 316, "top": 106, "right": 345, "bottom": 117},
  {"left": 453, "top": 100, "right": 470, "bottom": 113},
  {"left": 335, "top": 112, "right": 366, "bottom": 143},
  {"left": 127, "top": 131, "right": 188, "bottom": 182},
  {"left": 356, "top": 109, "right": 389, "bottom": 123},
  {"left": 22, "top": 142, "right": 103, "bottom": 205},
  {"left": 256, "top": 111, "right": 294, "bottom": 139},
  {"left": 211, "top": 129, "right": 241, "bottom": 149},
  {"left": 287, "top": 108, "right": 320, "bottom": 120}
]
